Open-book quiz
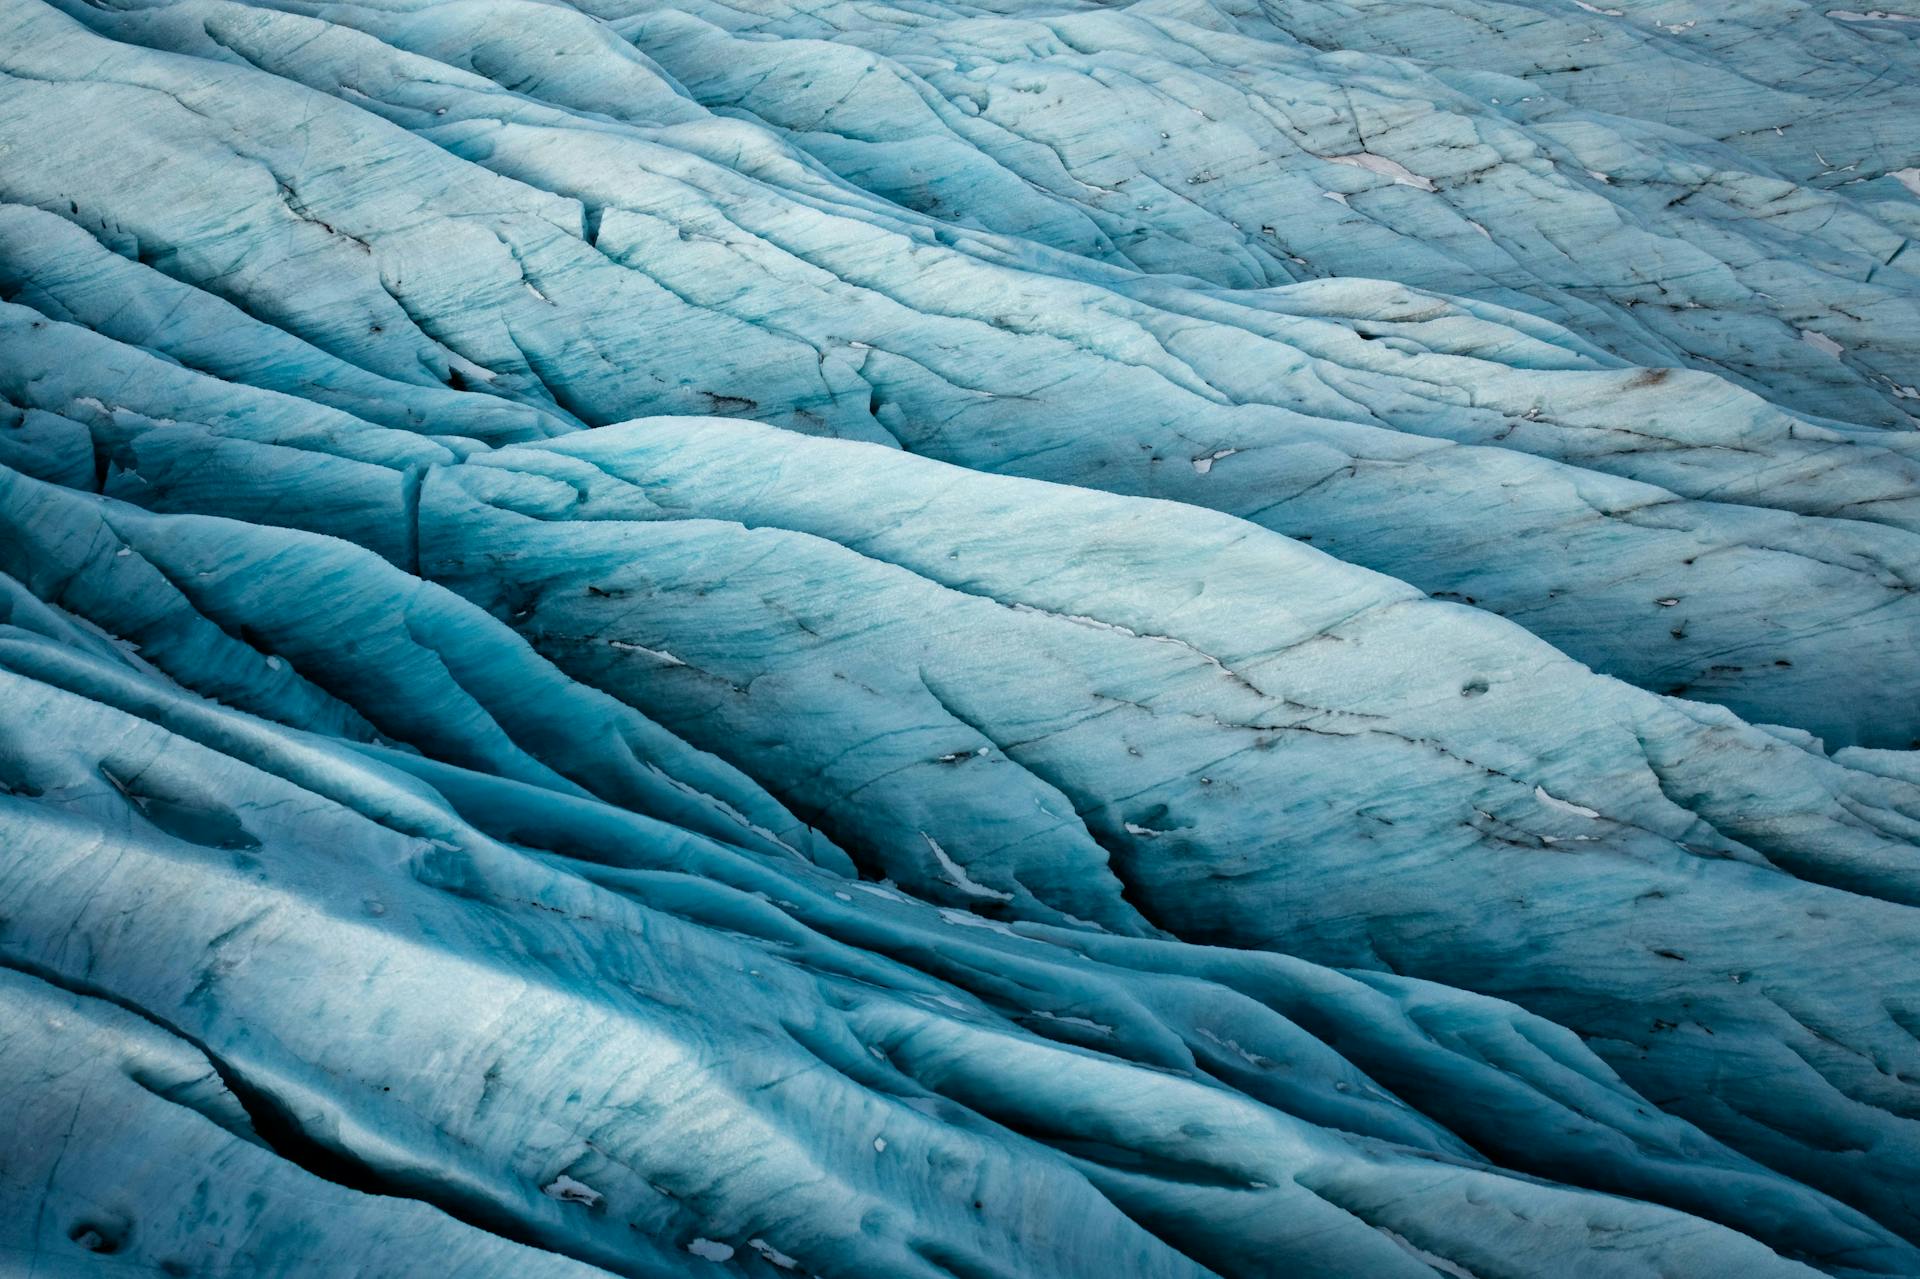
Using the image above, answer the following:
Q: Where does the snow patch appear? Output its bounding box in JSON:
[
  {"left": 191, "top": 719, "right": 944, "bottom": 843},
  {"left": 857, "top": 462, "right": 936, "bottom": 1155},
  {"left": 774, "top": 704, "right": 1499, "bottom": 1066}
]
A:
[
  {"left": 1800, "top": 329, "right": 1845, "bottom": 359},
  {"left": 1196, "top": 1026, "right": 1276, "bottom": 1068},
  {"left": 1534, "top": 786, "right": 1601, "bottom": 819},
  {"left": 1379, "top": 1229, "right": 1479, "bottom": 1279},
  {"left": 1326, "top": 153, "right": 1438, "bottom": 192},
  {"left": 1033, "top": 1010, "right": 1114, "bottom": 1035},
  {"left": 607, "top": 640, "right": 686, "bottom": 665},
  {"left": 541, "top": 1174, "right": 602, "bottom": 1206},
  {"left": 923, "top": 832, "right": 1011, "bottom": 900},
  {"left": 938, "top": 907, "right": 1017, "bottom": 936},
  {"left": 748, "top": 1239, "right": 798, "bottom": 1270}
]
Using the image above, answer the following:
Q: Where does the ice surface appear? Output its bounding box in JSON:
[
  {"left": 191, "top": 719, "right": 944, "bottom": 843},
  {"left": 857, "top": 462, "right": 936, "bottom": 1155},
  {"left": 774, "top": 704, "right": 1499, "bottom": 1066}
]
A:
[{"left": 0, "top": 0, "right": 1918, "bottom": 1273}]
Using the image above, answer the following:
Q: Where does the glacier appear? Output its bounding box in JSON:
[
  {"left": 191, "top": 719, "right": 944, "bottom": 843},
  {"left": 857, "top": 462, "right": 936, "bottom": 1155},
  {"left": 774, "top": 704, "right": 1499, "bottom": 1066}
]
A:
[{"left": 1, "top": 0, "right": 1919, "bottom": 1274}]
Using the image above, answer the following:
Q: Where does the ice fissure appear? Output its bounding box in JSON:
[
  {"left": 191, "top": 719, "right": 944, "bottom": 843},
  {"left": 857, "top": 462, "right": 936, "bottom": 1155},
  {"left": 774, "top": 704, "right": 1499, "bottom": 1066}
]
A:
[{"left": 2, "top": 0, "right": 1919, "bottom": 1274}]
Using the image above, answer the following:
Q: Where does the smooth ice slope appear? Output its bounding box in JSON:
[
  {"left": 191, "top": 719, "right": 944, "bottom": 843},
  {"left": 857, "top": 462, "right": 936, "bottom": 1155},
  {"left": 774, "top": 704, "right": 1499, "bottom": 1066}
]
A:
[{"left": 1, "top": 0, "right": 1918, "bottom": 1275}]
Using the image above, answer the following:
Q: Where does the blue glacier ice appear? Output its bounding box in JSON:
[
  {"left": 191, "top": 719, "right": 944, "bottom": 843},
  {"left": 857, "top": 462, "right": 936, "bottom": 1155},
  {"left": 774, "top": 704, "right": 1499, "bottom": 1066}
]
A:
[{"left": 1, "top": 0, "right": 1919, "bottom": 1274}]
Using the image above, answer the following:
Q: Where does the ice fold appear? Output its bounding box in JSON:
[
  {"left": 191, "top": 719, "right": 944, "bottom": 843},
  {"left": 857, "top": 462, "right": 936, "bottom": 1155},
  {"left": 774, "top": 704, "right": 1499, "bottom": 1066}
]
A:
[{"left": 2, "top": 0, "right": 1919, "bottom": 1273}]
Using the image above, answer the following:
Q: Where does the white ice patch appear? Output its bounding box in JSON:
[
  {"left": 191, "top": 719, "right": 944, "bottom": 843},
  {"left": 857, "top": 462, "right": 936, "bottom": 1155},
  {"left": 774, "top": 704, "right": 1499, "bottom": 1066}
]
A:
[
  {"left": 1322, "top": 190, "right": 1350, "bottom": 207},
  {"left": 1829, "top": 9, "right": 1920, "bottom": 21},
  {"left": 1893, "top": 168, "right": 1920, "bottom": 198},
  {"left": 688, "top": 1239, "right": 734, "bottom": 1262},
  {"left": 1326, "top": 154, "right": 1437, "bottom": 191},
  {"left": 1574, "top": 0, "right": 1625, "bottom": 13},
  {"left": 873, "top": 1136, "right": 888, "bottom": 1152},
  {"left": 923, "top": 832, "right": 1012, "bottom": 900},
  {"left": 541, "top": 1174, "right": 602, "bottom": 1206},
  {"left": 1191, "top": 448, "right": 1239, "bottom": 475},
  {"left": 1534, "top": 786, "right": 1601, "bottom": 819}
]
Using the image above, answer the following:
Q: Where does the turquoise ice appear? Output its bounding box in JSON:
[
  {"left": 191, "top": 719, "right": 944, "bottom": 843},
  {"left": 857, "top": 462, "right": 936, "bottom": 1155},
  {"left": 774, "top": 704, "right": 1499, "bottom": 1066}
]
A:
[{"left": 1, "top": 0, "right": 1918, "bottom": 1274}]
